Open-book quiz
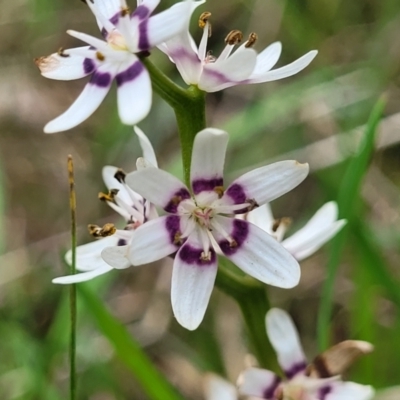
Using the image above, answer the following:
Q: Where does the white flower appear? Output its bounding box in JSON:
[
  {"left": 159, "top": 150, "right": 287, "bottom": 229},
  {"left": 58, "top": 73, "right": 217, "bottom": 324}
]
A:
[
  {"left": 159, "top": 8, "right": 318, "bottom": 92},
  {"left": 124, "top": 128, "right": 309, "bottom": 330},
  {"left": 53, "top": 127, "right": 158, "bottom": 284},
  {"left": 238, "top": 308, "right": 375, "bottom": 400},
  {"left": 36, "top": 0, "right": 195, "bottom": 133},
  {"left": 244, "top": 202, "right": 346, "bottom": 261}
]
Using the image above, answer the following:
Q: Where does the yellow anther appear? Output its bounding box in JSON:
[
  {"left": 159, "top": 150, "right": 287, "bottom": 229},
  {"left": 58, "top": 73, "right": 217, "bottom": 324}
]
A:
[
  {"left": 225, "top": 30, "right": 243, "bottom": 45},
  {"left": 121, "top": 7, "right": 131, "bottom": 17},
  {"left": 199, "top": 11, "right": 211, "bottom": 28},
  {"left": 96, "top": 51, "right": 105, "bottom": 61},
  {"left": 213, "top": 186, "right": 225, "bottom": 198},
  {"left": 245, "top": 32, "right": 258, "bottom": 48},
  {"left": 98, "top": 189, "right": 119, "bottom": 202},
  {"left": 88, "top": 223, "right": 116, "bottom": 238}
]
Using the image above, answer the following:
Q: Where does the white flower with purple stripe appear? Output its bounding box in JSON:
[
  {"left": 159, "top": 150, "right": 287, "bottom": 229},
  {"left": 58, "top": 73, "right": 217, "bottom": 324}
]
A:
[
  {"left": 36, "top": 0, "right": 195, "bottom": 133},
  {"left": 244, "top": 202, "right": 346, "bottom": 261},
  {"left": 125, "top": 128, "right": 309, "bottom": 330},
  {"left": 53, "top": 127, "right": 158, "bottom": 284},
  {"left": 159, "top": 10, "right": 318, "bottom": 92},
  {"left": 238, "top": 308, "right": 375, "bottom": 400}
]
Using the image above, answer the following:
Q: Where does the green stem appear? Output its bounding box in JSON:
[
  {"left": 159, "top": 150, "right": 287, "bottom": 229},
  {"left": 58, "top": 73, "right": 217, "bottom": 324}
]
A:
[{"left": 67, "top": 155, "right": 77, "bottom": 400}]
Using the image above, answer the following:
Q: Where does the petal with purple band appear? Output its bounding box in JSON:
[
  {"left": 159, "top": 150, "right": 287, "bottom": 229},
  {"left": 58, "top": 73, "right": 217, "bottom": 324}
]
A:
[
  {"left": 266, "top": 308, "right": 307, "bottom": 378},
  {"left": 190, "top": 128, "right": 228, "bottom": 195},
  {"left": 215, "top": 216, "right": 301, "bottom": 288},
  {"left": 221, "top": 160, "right": 309, "bottom": 211},
  {"left": 52, "top": 264, "right": 114, "bottom": 284},
  {"left": 238, "top": 368, "right": 281, "bottom": 399},
  {"left": 115, "top": 58, "right": 152, "bottom": 125},
  {"left": 128, "top": 215, "right": 182, "bottom": 265},
  {"left": 101, "top": 245, "right": 131, "bottom": 269},
  {"left": 171, "top": 230, "right": 217, "bottom": 330},
  {"left": 244, "top": 203, "right": 275, "bottom": 235},
  {"left": 126, "top": 167, "right": 191, "bottom": 211},
  {"left": 44, "top": 63, "right": 118, "bottom": 133},
  {"left": 324, "top": 381, "right": 375, "bottom": 400}
]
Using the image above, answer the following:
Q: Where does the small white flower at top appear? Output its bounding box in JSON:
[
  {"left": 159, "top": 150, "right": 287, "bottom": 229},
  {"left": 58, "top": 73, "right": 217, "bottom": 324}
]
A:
[
  {"left": 159, "top": 8, "right": 318, "bottom": 92},
  {"left": 238, "top": 308, "right": 375, "bottom": 400},
  {"left": 35, "top": 0, "right": 195, "bottom": 133},
  {"left": 121, "top": 127, "right": 309, "bottom": 330},
  {"left": 243, "top": 202, "right": 346, "bottom": 261},
  {"left": 53, "top": 127, "right": 158, "bottom": 284}
]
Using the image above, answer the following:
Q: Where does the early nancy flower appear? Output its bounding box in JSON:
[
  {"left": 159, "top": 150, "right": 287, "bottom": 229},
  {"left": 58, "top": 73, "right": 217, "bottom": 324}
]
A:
[
  {"left": 53, "top": 127, "right": 157, "bottom": 284},
  {"left": 124, "top": 128, "right": 309, "bottom": 330},
  {"left": 36, "top": 0, "right": 194, "bottom": 133},
  {"left": 238, "top": 308, "right": 375, "bottom": 400},
  {"left": 159, "top": 9, "right": 318, "bottom": 92},
  {"left": 244, "top": 202, "right": 346, "bottom": 261}
]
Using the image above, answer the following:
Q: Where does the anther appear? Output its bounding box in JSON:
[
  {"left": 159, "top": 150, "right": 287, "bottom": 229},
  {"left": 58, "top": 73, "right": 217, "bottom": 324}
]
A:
[
  {"left": 229, "top": 239, "right": 238, "bottom": 248},
  {"left": 245, "top": 198, "right": 259, "bottom": 212},
  {"left": 88, "top": 223, "right": 117, "bottom": 238},
  {"left": 213, "top": 186, "right": 225, "bottom": 198},
  {"left": 121, "top": 7, "right": 131, "bottom": 17},
  {"left": 200, "top": 251, "right": 212, "bottom": 261},
  {"left": 171, "top": 195, "right": 183, "bottom": 205},
  {"left": 245, "top": 32, "right": 258, "bottom": 48},
  {"left": 272, "top": 217, "right": 292, "bottom": 232},
  {"left": 225, "top": 30, "right": 243, "bottom": 45},
  {"left": 96, "top": 51, "right": 105, "bottom": 61},
  {"left": 57, "top": 47, "right": 70, "bottom": 58},
  {"left": 114, "top": 169, "right": 126, "bottom": 183},
  {"left": 173, "top": 232, "right": 183, "bottom": 245},
  {"left": 98, "top": 189, "right": 119, "bottom": 202},
  {"left": 199, "top": 12, "right": 211, "bottom": 29}
]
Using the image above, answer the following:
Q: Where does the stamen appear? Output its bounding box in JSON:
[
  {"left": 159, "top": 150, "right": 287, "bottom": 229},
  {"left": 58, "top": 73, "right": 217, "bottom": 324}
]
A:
[
  {"left": 272, "top": 217, "right": 292, "bottom": 232},
  {"left": 114, "top": 169, "right": 126, "bottom": 183},
  {"left": 213, "top": 186, "right": 224, "bottom": 198},
  {"left": 225, "top": 30, "right": 243, "bottom": 45},
  {"left": 88, "top": 223, "right": 116, "bottom": 238},
  {"left": 57, "top": 47, "right": 70, "bottom": 58},
  {"left": 245, "top": 32, "right": 258, "bottom": 48},
  {"left": 173, "top": 231, "right": 183, "bottom": 245},
  {"left": 245, "top": 198, "right": 259, "bottom": 211},
  {"left": 199, "top": 12, "right": 211, "bottom": 29},
  {"left": 121, "top": 6, "right": 131, "bottom": 17},
  {"left": 96, "top": 51, "right": 105, "bottom": 61},
  {"left": 98, "top": 189, "right": 119, "bottom": 202}
]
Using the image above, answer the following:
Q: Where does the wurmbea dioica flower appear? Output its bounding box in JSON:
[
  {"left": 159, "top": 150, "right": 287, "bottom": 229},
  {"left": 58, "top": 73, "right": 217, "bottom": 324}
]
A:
[
  {"left": 124, "top": 128, "right": 309, "bottom": 330},
  {"left": 244, "top": 202, "right": 346, "bottom": 261},
  {"left": 238, "top": 308, "right": 375, "bottom": 400},
  {"left": 159, "top": 10, "right": 318, "bottom": 92},
  {"left": 36, "top": 0, "right": 194, "bottom": 133},
  {"left": 53, "top": 127, "right": 157, "bottom": 284}
]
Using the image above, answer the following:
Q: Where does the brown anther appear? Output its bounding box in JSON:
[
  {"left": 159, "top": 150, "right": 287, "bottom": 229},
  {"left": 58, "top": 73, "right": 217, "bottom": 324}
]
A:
[
  {"left": 225, "top": 30, "right": 243, "bottom": 45},
  {"left": 199, "top": 11, "right": 211, "bottom": 28},
  {"left": 200, "top": 252, "right": 212, "bottom": 262},
  {"left": 272, "top": 217, "right": 292, "bottom": 232},
  {"left": 229, "top": 239, "right": 238, "bottom": 248},
  {"left": 96, "top": 51, "right": 105, "bottom": 61},
  {"left": 98, "top": 188, "right": 119, "bottom": 202},
  {"left": 245, "top": 32, "right": 258, "bottom": 48},
  {"left": 121, "top": 7, "right": 131, "bottom": 17},
  {"left": 171, "top": 195, "right": 183, "bottom": 205},
  {"left": 57, "top": 47, "right": 70, "bottom": 58},
  {"left": 245, "top": 198, "right": 259, "bottom": 212},
  {"left": 213, "top": 186, "right": 225, "bottom": 198},
  {"left": 173, "top": 231, "right": 183, "bottom": 245},
  {"left": 88, "top": 223, "right": 117, "bottom": 238},
  {"left": 114, "top": 169, "right": 126, "bottom": 183}
]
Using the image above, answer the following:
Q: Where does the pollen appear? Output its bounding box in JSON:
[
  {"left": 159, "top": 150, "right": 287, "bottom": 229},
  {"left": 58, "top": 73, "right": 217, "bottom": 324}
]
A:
[
  {"left": 88, "top": 223, "right": 116, "bottom": 238},
  {"left": 121, "top": 6, "right": 131, "bottom": 17},
  {"left": 199, "top": 12, "right": 211, "bottom": 29},
  {"left": 98, "top": 189, "right": 119, "bottom": 202},
  {"left": 96, "top": 51, "right": 105, "bottom": 61},
  {"left": 225, "top": 30, "right": 243, "bottom": 46},
  {"left": 213, "top": 186, "right": 225, "bottom": 198},
  {"left": 245, "top": 32, "right": 258, "bottom": 48}
]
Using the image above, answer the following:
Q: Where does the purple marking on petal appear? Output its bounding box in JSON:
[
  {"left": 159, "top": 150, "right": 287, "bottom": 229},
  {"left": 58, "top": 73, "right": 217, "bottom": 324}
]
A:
[
  {"left": 131, "top": 5, "right": 150, "bottom": 20},
  {"left": 117, "top": 239, "right": 127, "bottom": 246},
  {"left": 101, "top": 27, "right": 108, "bottom": 39},
  {"left": 138, "top": 20, "right": 149, "bottom": 50},
  {"left": 285, "top": 361, "right": 307, "bottom": 379},
  {"left": 179, "top": 243, "right": 216, "bottom": 266},
  {"left": 218, "top": 219, "right": 249, "bottom": 256},
  {"left": 109, "top": 12, "right": 120, "bottom": 25},
  {"left": 170, "top": 47, "right": 201, "bottom": 64},
  {"left": 164, "top": 188, "right": 191, "bottom": 213},
  {"left": 90, "top": 70, "right": 112, "bottom": 87},
  {"left": 115, "top": 61, "right": 144, "bottom": 87},
  {"left": 83, "top": 58, "right": 95, "bottom": 74},
  {"left": 318, "top": 385, "right": 332, "bottom": 400},
  {"left": 226, "top": 183, "right": 247, "bottom": 204},
  {"left": 262, "top": 375, "right": 281, "bottom": 399},
  {"left": 192, "top": 178, "right": 223, "bottom": 195},
  {"left": 165, "top": 215, "right": 182, "bottom": 246},
  {"left": 202, "top": 67, "right": 233, "bottom": 85}
]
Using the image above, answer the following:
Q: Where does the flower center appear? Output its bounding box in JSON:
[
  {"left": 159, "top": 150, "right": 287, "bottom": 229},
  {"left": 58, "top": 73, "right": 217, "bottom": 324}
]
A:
[
  {"left": 275, "top": 383, "right": 309, "bottom": 400},
  {"left": 107, "top": 30, "right": 128, "bottom": 51},
  {"left": 193, "top": 206, "right": 214, "bottom": 229}
]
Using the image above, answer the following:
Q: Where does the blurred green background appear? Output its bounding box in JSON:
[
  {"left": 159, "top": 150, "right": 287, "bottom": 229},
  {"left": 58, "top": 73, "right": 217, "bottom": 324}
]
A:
[{"left": 1, "top": 0, "right": 400, "bottom": 398}]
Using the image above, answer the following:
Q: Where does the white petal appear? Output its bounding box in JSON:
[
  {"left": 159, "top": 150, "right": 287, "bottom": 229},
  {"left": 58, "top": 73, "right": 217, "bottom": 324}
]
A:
[
  {"left": 199, "top": 47, "right": 258, "bottom": 92},
  {"left": 237, "top": 368, "right": 281, "bottom": 399},
  {"left": 115, "top": 57, "right": 151, "bottom": 125},
  {"left": 36, "top": 47, "right": 97, "bottom": 80},
  {"left": 266, "top": 308, "right": 307, "bottom": 377},
  {"left": 204, "top": 374, "right": 237, "bottom": 400},
  {"left": 129, "top": 215, "right": 182, "bottom": 265},
  {"left": 101, "top": 245, "right": 131, "bottom": 269},
  {"left": 65, "top": 236, "right": 119, "bottom": 271},
  {"left": 134, "top": 126, "right": 158, "bottom": 167},
  {"left": 171, "top": 231, "right": 217, "bottom": 330},
  {"left": 126, "top": 167, "right": 190, "bottom": 211},
  {"left": 325, "top": 381, "right": 375, "bottom": 400},
  {"left": 44, "top": 63, "right": 117, "bottom": 133},
  {"left": 91, "top": 0, "right": 122, "bottom": 21},
  {"left": 52, "top": 264, "right": 113, "bottom": 284},
  {"left": 248, "top": 50, "right": 318, "bottom": 84},
  {"left": 221, "top": 160, "right": 309, "bottom": 212},
  {"left": 250, "top": 41, "right": 282, "bottom": 76},
  {"left": 190, "top": 128, "right": 229, "bottom": 195},
  {"left": 245, "top": 203, "right": 275, "bottom": 235},
  {"left": 215, "top": 217, "right": 300, "bottom": 288}
]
